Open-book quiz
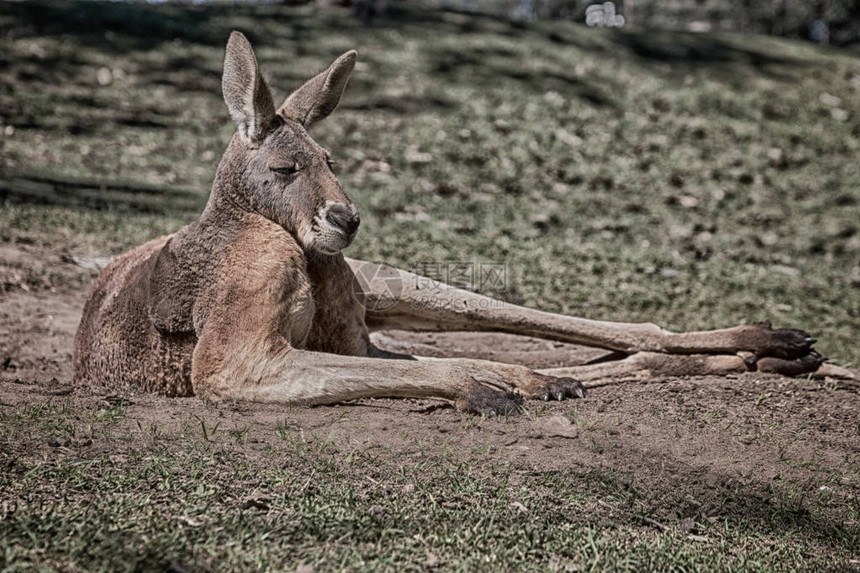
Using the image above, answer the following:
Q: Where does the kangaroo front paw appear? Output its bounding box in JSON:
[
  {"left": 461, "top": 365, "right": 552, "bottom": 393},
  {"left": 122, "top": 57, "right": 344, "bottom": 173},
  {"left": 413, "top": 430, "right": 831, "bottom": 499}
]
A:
[
  {"left": 744, "top": 321, "right": 816, "bottom": 360},
  {"left": 536, "top": 377, "right": 587, "bottom": 402},
  {"left": 457, "top": 379, "right": 523, "bottom": 417}
]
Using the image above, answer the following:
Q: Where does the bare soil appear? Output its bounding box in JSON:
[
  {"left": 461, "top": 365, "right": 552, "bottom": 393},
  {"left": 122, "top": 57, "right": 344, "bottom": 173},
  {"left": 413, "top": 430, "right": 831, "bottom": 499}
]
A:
[{"left": 2, "top": 243, "right": 858, "bottom": 542}]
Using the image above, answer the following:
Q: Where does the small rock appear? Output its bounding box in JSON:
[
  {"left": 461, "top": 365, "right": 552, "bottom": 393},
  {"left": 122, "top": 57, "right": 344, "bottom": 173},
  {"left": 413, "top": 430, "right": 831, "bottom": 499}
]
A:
[
  {"left": 820, "top": 92, "right": 842, "bottom": 107},
  {"left": 766, "top": 147, "right": 784, "bottom": 166},
  {"left": 493, "top": 119, "right": 513, "bottom": 134},
  {"left": 97, "top": 67, "right": 113, "bottom": 86},
  {"left": 534, "top": 415, "right": 578, "bottom": 439},
  {"left": 771, "top": 265, "right": 800, "bottom": 277},
  {"left": 543, "top": 91, "right": 565, "bottom": 107},
  {"left": 760, "top": 232, "right": 779, "bottom": 246},
  {"left": 554, "top": 128, "right": 582, "bottom": 147},
  {"left": 831, "top": 108, "right": 849, "bottom": 122},
  {"left": 679, "top": 195, "right": 698, "bottom": 208}
]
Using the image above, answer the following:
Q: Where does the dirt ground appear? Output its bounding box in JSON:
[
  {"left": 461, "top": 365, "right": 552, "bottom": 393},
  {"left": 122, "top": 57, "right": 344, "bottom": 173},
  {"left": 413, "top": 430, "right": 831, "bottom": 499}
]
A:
[{"left": 2, "top": 243, "right": 859, "bottom": 537}]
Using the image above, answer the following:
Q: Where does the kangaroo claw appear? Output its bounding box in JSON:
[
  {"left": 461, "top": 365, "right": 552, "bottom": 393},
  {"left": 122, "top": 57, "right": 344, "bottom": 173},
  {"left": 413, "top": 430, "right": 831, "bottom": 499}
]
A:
[{"left": 537, "top": 377, "right": 587, "bottom": 402}]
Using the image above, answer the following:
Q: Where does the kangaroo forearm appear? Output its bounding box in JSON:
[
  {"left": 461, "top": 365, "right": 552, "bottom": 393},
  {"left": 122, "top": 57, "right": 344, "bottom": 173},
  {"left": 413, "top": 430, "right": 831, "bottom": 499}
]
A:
[{"left": 199, "top": 348, "right": 466, "bottom": 405}]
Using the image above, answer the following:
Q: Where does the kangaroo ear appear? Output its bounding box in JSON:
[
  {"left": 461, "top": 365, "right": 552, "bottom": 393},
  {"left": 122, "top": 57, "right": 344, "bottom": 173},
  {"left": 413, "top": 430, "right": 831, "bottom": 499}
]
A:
[
  {"left": 278, "top": 50, "right": 356, "bottom": 129},
  {"left": 222, "top": 31, "right": 276, "bottom": 147}
]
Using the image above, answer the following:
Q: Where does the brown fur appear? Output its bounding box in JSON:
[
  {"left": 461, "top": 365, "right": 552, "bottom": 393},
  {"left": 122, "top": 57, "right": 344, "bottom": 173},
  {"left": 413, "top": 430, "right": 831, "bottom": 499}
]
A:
[
  {"left": 75, "top": 32, "right": 366, "bottom": 399},
  {"left": 73, "top": 32, "right": 841, "bottom": 416}
]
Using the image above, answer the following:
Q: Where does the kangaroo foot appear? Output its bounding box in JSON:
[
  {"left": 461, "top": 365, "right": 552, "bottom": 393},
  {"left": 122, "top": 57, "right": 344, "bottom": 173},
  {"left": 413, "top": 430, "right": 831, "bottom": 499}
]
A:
[
  {"left": 740, "top": 320, "right": 817, "bottom": 360},
  {"left": 753, "top": 350, "right": 828, "bottom": 376}
]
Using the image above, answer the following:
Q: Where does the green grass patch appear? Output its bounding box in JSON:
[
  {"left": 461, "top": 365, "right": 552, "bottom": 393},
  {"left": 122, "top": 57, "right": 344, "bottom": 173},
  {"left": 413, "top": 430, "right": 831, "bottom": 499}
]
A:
[{"left": 1, "top": 398, "right": 856, "bottom": 572}]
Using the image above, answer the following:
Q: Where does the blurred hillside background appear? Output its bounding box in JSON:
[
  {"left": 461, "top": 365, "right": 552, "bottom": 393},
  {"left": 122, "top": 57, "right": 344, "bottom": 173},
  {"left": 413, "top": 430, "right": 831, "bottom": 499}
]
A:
[
  {"left": 1, "top": 0, "right": 858, "bottom": 364},
  {"left": 342, "top": 0, "right": 860, "bottom": 46}
]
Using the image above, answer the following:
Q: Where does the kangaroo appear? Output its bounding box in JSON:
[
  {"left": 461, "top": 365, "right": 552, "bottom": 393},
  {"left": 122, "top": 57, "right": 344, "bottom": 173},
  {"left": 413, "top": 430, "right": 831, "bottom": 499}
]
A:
[{"left": 73, "top": 32, "right": 843, "bottom": 416}]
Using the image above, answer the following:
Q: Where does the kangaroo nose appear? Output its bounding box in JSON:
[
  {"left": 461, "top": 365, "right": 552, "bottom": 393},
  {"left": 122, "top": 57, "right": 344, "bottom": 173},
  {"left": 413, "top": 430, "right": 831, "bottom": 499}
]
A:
[{"left": 326, "top": 204, "right": 360, "bottom": 236}]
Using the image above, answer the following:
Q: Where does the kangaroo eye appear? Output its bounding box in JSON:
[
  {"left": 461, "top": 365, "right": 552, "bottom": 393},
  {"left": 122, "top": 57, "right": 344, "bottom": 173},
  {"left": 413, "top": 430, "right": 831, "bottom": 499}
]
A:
[
  {"left": 326, "top": 159, "right": 336, "bottom": 171},
  {"left": 270, "top": 166, "right": 299, "bottom": 176}
]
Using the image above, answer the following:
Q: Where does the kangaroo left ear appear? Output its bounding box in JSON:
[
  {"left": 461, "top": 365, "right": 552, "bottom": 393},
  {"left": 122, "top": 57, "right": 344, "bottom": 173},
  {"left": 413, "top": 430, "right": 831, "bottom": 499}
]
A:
[
  {"left": 278, "top": 50, "right": 357, "bottom": 129},
  {"left": 222, "top": 31, "right": 277, "bottom": 147}
]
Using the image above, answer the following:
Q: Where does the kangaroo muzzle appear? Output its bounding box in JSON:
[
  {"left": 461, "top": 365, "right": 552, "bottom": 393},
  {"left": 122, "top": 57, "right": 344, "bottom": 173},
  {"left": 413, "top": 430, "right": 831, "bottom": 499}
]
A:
[
  {"left": 325, "top": 203, "right": 361, "bottom": 238},
  {"left": 312, "top": 202, "right": 360, "bottom": 254}
]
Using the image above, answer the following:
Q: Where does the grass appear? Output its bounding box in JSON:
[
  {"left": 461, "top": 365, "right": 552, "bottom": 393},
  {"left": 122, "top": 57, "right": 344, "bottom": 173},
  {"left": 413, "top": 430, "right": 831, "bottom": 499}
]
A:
[
  {"left": 1, "top": 1, "right": 859, "bottom": 570},
  {"left": 1, "top": 398, "right": 857, "bottom": 572}
]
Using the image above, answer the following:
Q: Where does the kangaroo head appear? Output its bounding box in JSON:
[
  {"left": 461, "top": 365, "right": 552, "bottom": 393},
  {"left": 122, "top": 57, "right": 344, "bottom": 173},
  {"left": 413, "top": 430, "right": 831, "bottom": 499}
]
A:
[{"left": 217, "top": 31, "right": 359, "bottom": 255}]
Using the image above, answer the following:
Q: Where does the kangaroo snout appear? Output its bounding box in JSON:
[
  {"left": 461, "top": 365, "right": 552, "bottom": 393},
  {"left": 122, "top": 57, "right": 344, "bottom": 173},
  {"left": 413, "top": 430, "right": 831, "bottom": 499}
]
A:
[{"left": 325, "top": 203, "right": 361, "bottom": 238}]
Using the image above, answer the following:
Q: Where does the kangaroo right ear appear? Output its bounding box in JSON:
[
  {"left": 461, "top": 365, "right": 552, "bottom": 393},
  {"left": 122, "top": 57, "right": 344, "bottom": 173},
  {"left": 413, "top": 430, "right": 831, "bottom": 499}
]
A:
[
  {"left": 222, "top": 31, "right": 276, "bottom": 147},
  {"left": 278, "top": 50, "right": 356, "bottom": 129}
]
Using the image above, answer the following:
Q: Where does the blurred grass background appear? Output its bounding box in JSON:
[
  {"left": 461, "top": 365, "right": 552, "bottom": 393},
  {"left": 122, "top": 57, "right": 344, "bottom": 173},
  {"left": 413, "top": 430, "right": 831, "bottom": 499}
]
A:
[{"left": 0, "top": 0, "right": 858, "bottom": 363}]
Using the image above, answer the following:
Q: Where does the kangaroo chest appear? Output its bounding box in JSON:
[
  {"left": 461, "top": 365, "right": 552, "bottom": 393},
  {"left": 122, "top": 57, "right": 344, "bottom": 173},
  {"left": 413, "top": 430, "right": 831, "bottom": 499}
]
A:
[{"left": 300, "top": 254, "right": 371, "bottom": 357}]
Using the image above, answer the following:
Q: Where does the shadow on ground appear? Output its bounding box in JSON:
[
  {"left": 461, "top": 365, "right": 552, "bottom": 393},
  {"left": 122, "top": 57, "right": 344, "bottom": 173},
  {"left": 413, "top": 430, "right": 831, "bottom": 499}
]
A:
[{"left": 0, "top": 173, "right": 204, "bottom": 215}]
